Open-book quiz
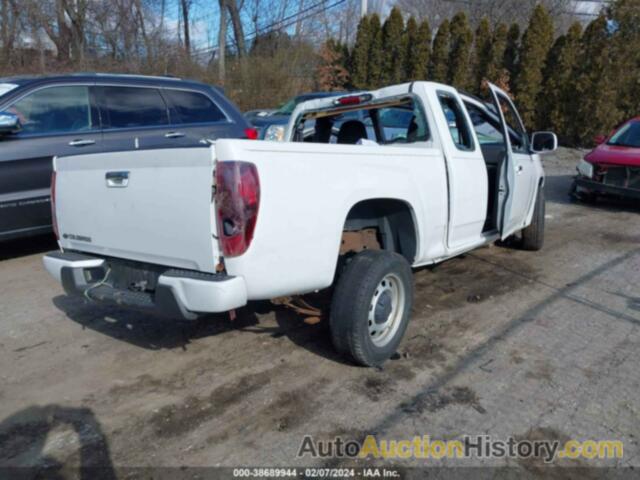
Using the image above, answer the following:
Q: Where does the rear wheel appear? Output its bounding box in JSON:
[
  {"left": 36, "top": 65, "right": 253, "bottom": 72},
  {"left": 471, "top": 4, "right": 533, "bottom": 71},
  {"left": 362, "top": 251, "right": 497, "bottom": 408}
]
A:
[
  {"left": 521, "top": 185, "right": 545, "bottom": 251},
  {"left": 330, "top": 250, "right": 413, "bottom": 367}
]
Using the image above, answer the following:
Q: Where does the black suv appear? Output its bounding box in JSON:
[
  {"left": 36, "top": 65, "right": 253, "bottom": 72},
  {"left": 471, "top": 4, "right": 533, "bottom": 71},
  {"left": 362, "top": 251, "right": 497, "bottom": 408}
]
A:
[{"left": 0, "top": 73, "right": 253, "bottom": 241}]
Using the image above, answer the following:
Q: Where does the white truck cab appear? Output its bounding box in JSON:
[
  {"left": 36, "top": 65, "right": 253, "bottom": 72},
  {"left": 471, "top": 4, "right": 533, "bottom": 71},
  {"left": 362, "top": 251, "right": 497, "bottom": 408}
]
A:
[{"left": 43, "top": 81, "right": 557, "bottom": 366}]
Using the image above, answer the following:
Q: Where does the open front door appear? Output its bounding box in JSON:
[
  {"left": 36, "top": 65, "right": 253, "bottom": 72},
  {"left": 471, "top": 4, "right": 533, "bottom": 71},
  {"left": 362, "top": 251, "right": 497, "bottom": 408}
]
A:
[{"left": 487, "top": 83, "right": 536, "bottom": 240}]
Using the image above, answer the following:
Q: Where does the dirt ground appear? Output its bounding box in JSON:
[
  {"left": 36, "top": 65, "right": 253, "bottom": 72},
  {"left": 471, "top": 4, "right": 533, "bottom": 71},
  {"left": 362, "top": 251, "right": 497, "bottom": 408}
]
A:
[{"left": 1, "top": 148, "right": 639, "bottom": 477}]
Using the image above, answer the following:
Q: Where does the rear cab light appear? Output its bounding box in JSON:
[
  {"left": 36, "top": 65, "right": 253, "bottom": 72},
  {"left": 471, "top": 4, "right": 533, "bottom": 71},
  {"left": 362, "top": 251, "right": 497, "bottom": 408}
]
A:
[
  {"left": 333, "top": 93, "right": 373, "bottom": 106},
  {"left": 215, "top": 161, "right": 260, "bottom": 257}
]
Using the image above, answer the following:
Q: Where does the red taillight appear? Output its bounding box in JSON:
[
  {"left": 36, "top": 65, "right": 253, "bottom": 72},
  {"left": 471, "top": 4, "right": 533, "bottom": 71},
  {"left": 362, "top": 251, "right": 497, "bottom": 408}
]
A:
[
  {"left": 334, "top": 93, "right": 373, "bottom": 106},
  {"left": 215, "top": 161, "right": 260, "bottom": 257},
  {"left": 51, "top": 171, "right": 59, "bottom": 240},
  {"left": 337, "top": 96, "right": 361, "bottom": 105},
  {"left": 244, "top": 127, "right": 259, "bottom": 140}
]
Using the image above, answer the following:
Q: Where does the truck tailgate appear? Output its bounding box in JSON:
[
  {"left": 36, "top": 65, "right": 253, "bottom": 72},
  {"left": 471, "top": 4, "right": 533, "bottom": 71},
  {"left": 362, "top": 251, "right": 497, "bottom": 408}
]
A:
[{"left": 54, "top": 147, "right": 219, "bottom": 273}]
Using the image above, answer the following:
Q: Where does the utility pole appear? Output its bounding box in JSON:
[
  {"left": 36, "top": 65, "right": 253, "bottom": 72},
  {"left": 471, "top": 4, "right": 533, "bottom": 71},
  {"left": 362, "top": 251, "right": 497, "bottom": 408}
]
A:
[{"left": 361, "top": 0, "right": 367, "bottom": 17}]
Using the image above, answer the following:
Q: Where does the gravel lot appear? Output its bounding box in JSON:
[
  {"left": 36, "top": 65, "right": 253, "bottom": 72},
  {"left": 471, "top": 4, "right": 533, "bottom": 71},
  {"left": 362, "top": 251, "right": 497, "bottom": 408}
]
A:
[{"left": 1, "top": 148, "right": 639, "bottom": 476}]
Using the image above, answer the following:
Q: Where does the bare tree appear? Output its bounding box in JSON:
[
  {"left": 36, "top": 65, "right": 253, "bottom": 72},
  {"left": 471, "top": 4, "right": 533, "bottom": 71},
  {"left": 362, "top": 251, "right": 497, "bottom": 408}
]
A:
[
  {"left": 218, "top": 0, "right": 227, "bottom": 81},
  {"left": 181, "top": 0, "right": 191, "bottom": 54},
  {"left": 226, "top": 0, "right": 246, "bottom": 56},
  {"left": 0, "top": 0, "right": 21, "bottom": 64},
  {"left": 63, "top": 0, "right": 88, "bottom": 62}
]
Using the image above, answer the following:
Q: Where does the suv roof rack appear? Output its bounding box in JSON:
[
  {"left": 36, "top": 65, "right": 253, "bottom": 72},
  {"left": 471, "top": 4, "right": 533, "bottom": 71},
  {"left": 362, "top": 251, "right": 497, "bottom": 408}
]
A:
[{"left": 71, "top": 73, "right": 182, "bottom": 81}]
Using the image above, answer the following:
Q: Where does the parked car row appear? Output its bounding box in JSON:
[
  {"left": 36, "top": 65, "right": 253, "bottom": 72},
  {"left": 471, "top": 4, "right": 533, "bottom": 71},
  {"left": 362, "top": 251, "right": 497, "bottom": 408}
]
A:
[{"left": 2, "top": 73, "right": 633, "bottom": 245}]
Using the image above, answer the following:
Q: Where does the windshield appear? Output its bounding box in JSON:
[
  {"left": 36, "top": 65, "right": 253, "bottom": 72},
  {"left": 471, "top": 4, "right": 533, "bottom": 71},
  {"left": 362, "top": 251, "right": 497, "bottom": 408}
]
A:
[
  {"left": 608, "top": 121, "right": 640, "bottom": 148},
  {"left": 275, "top": 97, "right": 302, "bottom": 116}
]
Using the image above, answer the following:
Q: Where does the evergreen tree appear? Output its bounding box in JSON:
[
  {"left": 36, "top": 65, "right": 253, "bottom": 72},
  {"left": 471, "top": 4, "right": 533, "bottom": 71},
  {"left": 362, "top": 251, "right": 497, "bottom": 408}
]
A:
[
  {"left": 351, "top": 16, "right": 371, "bottom": 89},
  {"left": 404, "top": 17, "right": 418, "bottom": 80},
  {"left": 537, "top": 22, "right": 582, "bottom": 139},
  {"left": 513, "top": 5, "right": 554, "bottom": 129},
  {"left": 609, "top": 0, "right": 640, "bottom": 119},
  {"left": 503, "top": 23, "right": 520, "bottom": 87},
  {"left": 405, "top": 17, "right": 431, "bottom": 81},
  {"left": 367, "top": 14, "right": 384, "bottom": 88},
  {"left": 485, "top": 23, "right": 509, "bottom": 89},
  {"left": 448, "top": 12, "right": 474, "bottom": 90},
  {"left": 472, "top": 17, "right": 492, "bottom": 94},
  {"left": 430, "top": 19, "right": 450, "bottom": 82},
  {"left": 381, "top": 7, "right": 406, "bottom": 85},
  {"left": 574, "top": 15, "right": 622, "bottom": 146}
]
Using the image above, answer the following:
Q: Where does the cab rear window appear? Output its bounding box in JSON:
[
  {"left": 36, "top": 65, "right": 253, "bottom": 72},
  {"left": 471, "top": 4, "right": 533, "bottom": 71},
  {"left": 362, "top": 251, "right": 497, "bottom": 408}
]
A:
[{"left": 293, "top": 96, "right": 430, "bottom": 146}]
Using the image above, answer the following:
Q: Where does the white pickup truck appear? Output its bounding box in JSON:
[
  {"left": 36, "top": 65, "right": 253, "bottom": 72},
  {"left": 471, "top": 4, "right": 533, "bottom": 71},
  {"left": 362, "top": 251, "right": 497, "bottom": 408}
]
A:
[{"left": 43, "top": 82, "right": 557, "bottom": 366}]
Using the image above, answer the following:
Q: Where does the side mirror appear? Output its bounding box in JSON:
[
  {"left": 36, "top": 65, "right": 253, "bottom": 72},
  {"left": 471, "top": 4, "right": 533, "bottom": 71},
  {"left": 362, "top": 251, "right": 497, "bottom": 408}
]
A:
[
  {"left": 0, "top": 111, "right": 20, "bottom": 135},
  {"left": 531, "top": 131, "right": 557, "bottom": 154},
  {"left": 594, "top": 134, "right": 606, "bottom": 145}
]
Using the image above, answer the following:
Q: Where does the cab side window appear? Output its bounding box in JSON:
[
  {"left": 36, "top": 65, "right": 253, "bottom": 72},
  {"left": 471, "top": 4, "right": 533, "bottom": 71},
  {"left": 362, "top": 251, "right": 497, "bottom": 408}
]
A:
[
  {"left": 466, "top": 103, "right": 504, "bottom": 145},
  {"left": 99, "top": 86, "right": 169, "bottom": 129},
  {"left": 437, "top": 92, "right": 474, "bottom": 151},
  {"left": 378, "top": 103, "right": 430, "bottom": 143},
  {"left": 9, "top": 86, "right": 96, "bottom": 136},
  {"left": 164, "top": 89, "right": 227, "bottom": 124}
]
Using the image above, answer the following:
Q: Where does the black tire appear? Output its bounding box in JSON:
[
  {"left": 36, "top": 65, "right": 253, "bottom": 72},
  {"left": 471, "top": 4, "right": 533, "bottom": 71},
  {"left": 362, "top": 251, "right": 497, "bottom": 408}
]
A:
[
  {"left": 521, "top": 185, "right": 545, "bottom": 251},
  {"left": 330, "top": 250, "right": 413, "bottom": 367}
]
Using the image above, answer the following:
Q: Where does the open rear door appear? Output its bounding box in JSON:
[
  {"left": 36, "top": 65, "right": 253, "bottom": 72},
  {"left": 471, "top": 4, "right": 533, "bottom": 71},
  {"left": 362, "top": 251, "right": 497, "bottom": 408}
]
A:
[{"left": 487, "top": 82, "right": 535, "bottom": 240}]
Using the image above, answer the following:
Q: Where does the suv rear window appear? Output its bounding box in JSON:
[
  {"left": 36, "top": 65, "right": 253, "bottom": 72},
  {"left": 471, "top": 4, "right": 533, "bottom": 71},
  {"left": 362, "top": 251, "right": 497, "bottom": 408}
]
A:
[
  {"left": 164, "top": 89, "right": 226, "bottom": 124},
  {"left": 99, "top": 86, "right": 169, "bottom": 129}
]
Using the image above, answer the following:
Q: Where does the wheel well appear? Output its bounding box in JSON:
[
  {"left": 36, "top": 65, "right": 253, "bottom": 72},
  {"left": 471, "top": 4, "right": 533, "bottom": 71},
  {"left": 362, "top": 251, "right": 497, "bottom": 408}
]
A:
[{"left": 341, "top": 199, "right": 417, "bottom": 264}]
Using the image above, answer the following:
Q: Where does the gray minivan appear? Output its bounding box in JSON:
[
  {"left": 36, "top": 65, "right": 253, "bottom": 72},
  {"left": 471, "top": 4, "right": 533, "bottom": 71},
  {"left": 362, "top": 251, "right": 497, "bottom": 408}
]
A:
[{"left": 0, "top": 74, "right": 254, "bottom": 242}]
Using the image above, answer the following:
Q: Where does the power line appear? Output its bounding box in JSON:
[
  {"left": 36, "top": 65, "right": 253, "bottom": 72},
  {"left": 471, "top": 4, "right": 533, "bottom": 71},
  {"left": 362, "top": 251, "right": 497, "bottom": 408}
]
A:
[
  {"left": 191, "top": 0, "right": 348, "bottom": 55},
  {"left": 187, "top": 0, "right": 341, "bottom": 53}
]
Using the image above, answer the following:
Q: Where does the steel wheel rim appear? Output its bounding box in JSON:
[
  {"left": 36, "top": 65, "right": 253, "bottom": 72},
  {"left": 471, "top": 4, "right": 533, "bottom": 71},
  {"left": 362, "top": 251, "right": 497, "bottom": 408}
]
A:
[{"left": 368, "top": 273, "right": 405, "bottom": 347}]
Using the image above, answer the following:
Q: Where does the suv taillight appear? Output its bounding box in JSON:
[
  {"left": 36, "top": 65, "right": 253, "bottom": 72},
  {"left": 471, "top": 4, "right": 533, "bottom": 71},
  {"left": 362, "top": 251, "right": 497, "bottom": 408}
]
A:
[
  {"left": 244, "top": 128, "right": 259, "bottom": 140},
  {"left": 51, "top": 171, "right": 59, "bottom": 240},
  {"left": 215, "top": 162, "right": 260, "bottom": 257}
]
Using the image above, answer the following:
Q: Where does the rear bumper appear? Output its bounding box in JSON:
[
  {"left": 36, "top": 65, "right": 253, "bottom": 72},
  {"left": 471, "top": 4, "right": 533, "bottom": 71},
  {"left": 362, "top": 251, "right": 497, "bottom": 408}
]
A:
[
  {"left": 575, "top": 177, "right": 640, "bottom": 200},
  {"left": 43, "top": 251, "right": 247, "bottom": 320}
]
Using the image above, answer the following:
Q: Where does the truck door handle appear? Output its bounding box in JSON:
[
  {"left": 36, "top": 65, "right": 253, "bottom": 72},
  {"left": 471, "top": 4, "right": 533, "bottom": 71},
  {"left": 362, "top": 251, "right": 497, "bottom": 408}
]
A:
[
  {"left": 165, "top": 131, "right": 185, "bottom": 139},
  {"left": 516, "top": 165, "right": 524, "bottom": 174},
  {"left": 105, "top": 171, "right": 129, "bottom": 188},
  {"left": 68, "top": 139, "right": 96, "bottom": 147}
]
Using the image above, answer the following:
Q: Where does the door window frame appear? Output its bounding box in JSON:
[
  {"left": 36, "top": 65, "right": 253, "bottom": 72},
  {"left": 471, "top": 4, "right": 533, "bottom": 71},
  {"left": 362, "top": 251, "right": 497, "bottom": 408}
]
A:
[
  {"left": 488, "top": 90, "right": 530, "bottom": 154},
  {"left": 436, "top": 90, "right": 476, "bottom": 152}
]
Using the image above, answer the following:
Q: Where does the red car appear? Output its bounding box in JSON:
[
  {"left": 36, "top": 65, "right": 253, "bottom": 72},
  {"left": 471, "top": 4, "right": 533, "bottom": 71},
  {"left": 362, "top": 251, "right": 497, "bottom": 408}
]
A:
[{"left": 573, "top": 117, "right": 640, "bottom": 201}]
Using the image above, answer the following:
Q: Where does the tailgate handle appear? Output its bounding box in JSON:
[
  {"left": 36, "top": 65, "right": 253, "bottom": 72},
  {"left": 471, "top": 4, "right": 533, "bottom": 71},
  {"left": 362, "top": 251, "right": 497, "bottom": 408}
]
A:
[{"left": 105, "top": 171, "right": 129, "bottom": 188}]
